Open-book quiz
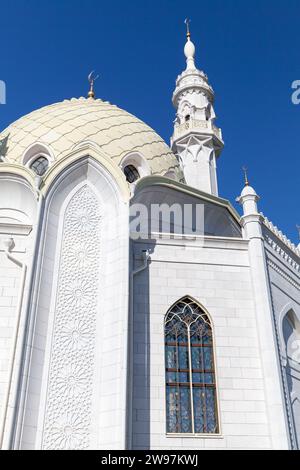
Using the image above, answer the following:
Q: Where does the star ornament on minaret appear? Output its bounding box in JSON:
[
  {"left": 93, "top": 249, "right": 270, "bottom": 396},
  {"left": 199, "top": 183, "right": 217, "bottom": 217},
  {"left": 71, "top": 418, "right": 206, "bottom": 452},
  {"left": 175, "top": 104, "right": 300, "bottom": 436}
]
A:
[{"left": 87, "top": 71, "right": 99, "bottom": 99}]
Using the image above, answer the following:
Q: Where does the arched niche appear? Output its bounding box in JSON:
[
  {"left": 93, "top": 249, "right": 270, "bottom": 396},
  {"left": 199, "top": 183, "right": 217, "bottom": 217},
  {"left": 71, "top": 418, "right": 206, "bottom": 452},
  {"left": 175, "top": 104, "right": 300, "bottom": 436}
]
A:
[
  {"left": 22, "top": 142, "right": 54, "bottom": 167},
  {"left": 15, "top": 157, "right": 129, "bottom": 450},
  {"left": 292, "top": 396, "right": 300, "bottom": 448},
  {"left": 119, "top": 152, "right": 151, "bottom": 181},
  {"left": 281, "top": 307, "right": 300, "bottom": 448}
]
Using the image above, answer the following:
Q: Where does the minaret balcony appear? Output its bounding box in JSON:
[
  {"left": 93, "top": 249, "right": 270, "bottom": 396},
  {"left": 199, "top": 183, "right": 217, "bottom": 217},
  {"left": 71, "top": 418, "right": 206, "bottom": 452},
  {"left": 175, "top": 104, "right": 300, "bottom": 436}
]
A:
[{"left": 172, "top": 118, "right": 223, "bottom": 142}]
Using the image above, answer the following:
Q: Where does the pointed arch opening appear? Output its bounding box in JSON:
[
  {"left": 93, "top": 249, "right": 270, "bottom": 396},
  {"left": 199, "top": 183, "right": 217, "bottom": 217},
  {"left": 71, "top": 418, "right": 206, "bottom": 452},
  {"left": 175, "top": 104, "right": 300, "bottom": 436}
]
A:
[
  {"left": 164, "top": 296, "right": 219, "bottom": 435},
  {"left": 14, "top": 157, "right": 129, "bottom": 449},
  {"left": 22, "top": 142, "right": 54, "bottom": 176},
  {"left": 282, "top": 309, "right": 300, "bottom": 447}
]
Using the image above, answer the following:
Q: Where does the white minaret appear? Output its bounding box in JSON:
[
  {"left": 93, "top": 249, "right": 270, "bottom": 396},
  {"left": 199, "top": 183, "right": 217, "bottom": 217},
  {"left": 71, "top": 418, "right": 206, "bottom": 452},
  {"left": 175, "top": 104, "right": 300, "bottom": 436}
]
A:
[{"left": 171, "top": 20, "right": 224, "bottom": 195}]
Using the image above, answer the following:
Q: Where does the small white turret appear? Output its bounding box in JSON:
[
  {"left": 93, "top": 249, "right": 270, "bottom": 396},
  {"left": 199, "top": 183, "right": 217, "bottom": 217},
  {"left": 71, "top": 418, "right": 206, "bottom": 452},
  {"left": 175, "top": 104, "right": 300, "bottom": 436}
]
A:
[
  {"left": 239, "top": 183, "right": 260, "bottom": 217},
  {"left": 237, "top": 172, "right": 289, "bottom": 446},
  {"left": 236, "top": 170, "right": 263, "bottom": 240}
]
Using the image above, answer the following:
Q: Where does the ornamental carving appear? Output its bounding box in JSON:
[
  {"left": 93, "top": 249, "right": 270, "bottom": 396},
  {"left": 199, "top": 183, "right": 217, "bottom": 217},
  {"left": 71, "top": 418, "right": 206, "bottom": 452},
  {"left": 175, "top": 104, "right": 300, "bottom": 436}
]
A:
[
  {"left": 263, "top": 217, "right": 300, "bottom": 273},
  {"left": 42, "top": 185, "right": 101, "bottom": 449},
  {"left": 267, "top": 259, "right": 300, "bottom": 291},
  {"left": 263, "top": 215, "right": 300, "bottom": 261}
]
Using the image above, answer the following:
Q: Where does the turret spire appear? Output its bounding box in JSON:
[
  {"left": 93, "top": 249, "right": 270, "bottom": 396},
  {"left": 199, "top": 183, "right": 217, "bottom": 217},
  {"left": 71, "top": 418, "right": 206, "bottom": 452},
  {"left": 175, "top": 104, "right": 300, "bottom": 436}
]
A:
[{"left": 242, "top": 166, "right": 249, "bottom": 186}]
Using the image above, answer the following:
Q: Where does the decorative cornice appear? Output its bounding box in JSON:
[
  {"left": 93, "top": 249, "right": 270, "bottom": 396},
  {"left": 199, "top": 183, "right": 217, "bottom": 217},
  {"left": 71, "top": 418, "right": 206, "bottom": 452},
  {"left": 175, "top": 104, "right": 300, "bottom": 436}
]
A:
[
  {"left": 264, "top": 232, "right": 300, "bottom": 273},
  {"left": 0, "top": 223, "right": 32, "bottom": 236},
  {"left": 0, "top": 163, "right": 36, "bottom": 188},
  {"left": 267, "top": 258, "right": 300, "bottom": 291},
  {"left": 262, "top": 214, "right": 300, "bottom": 259},
  {"left": 172, "top": 69, "right": 214, "bottom": 106}
]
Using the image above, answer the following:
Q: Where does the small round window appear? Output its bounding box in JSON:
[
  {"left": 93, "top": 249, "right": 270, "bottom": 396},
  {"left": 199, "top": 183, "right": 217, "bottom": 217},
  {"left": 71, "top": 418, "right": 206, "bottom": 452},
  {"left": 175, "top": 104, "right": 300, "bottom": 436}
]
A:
[
  {"left": 29, "top": 156, "right": 49, "bottom": 176},
  {"left": 124, "top": 164, "right": 140, "bottom": 183}
]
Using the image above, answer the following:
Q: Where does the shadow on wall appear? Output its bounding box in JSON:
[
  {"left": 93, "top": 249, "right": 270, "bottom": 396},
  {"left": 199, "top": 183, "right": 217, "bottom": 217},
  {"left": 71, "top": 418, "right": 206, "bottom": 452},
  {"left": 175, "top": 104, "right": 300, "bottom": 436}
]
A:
[{"left": 130, "top": 243, "right": 155, "bottom": 450}]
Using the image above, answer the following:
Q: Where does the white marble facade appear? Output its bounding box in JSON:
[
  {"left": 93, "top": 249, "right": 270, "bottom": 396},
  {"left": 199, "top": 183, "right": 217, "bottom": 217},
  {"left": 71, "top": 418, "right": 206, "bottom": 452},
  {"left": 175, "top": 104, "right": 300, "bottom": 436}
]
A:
[{"left": 0, "top": 31, "right": 299, "bottom": 450}]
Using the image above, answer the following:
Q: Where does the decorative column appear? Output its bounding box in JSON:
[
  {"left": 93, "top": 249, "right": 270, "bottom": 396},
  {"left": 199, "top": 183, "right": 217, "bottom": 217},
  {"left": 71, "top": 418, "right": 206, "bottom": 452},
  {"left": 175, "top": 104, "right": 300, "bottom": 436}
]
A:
[{"left": 237, "top": 181, "right": 290, "bottom": 449}]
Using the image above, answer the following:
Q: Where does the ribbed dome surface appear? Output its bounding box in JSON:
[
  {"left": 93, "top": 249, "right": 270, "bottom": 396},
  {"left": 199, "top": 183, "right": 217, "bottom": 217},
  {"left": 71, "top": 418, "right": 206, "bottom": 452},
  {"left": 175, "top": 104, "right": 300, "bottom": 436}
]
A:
[{"left": 0, "top": 97, "right": 181, "bottom": 179}]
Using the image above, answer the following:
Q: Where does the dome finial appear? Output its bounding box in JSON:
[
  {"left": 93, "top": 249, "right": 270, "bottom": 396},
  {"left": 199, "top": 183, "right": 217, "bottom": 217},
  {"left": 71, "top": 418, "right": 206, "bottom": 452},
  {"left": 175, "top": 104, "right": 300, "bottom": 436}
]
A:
[
  {"left": 184, "top": 18, "right": 191, "bottom": 39},
  {"left": 87, "top": 71, "right": 99, "bottom": 99},
  {"left": 242, "top": 166, "right": 249, "bottom": 186}
]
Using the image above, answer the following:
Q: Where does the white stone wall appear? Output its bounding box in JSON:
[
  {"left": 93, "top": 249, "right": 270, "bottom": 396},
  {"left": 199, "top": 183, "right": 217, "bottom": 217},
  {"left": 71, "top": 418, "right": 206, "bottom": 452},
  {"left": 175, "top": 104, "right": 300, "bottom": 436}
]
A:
[
  {"left": 131, "top": 235, "right": 274, "bottom": 449},
  {"left": 263, "top": 226, "right": 300, "bottom": 449},
  {"left": 0, "top": 251, "right": 21, "bottom": 426},
  {"left": 0, "top": 176, "right": 37, "bottom": 449}
]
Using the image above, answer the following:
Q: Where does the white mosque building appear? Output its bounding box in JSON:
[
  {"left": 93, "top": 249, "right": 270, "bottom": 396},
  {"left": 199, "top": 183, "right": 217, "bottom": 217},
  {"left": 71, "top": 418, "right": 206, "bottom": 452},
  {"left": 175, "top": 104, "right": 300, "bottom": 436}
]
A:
[{"left": 0, "top": 26, "right": 299, "bottom": 450}]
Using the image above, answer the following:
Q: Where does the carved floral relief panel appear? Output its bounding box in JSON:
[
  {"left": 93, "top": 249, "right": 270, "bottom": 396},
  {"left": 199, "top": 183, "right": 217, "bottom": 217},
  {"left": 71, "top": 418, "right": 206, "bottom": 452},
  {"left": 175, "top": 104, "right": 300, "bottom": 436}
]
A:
[{"left": 42, "top": 185, "right": 101, "bottom": 450}]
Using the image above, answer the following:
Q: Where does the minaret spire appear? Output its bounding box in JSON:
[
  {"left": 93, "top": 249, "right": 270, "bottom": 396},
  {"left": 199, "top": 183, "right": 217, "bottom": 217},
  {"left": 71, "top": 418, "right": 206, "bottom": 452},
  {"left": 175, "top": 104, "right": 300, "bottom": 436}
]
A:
[
  {"left": 242, "top": 166, "right": 249, "bottom": 186},
  {"left": 184, "top": 18, "right": 196, "bottom": 70},
  {"left": 170, "top": 21, "right": 224, "bottom": 195}
]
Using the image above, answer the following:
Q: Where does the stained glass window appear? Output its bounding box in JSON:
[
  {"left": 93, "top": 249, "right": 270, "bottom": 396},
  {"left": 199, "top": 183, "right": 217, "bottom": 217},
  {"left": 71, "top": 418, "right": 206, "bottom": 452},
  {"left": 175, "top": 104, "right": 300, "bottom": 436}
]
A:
[{"left": 165, "top": 297, "right": 219, "bottom": 434}]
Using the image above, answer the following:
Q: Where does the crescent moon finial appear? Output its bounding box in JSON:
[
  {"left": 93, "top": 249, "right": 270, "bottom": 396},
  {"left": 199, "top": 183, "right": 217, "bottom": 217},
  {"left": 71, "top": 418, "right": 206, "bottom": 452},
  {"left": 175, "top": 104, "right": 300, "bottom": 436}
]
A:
[
  {"left": 87, "top": 71, "right": 99, "bottom": 99},
  {"left": 184, "top": 18, "right": 191, "bottom": 38}
]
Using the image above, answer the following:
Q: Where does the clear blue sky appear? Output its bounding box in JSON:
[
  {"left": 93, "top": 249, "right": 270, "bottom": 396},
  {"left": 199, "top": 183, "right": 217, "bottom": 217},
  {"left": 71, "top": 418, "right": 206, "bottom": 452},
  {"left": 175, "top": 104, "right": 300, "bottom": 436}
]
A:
[{"left": 0, "top": 0, "right": 299, "bottom": 243}]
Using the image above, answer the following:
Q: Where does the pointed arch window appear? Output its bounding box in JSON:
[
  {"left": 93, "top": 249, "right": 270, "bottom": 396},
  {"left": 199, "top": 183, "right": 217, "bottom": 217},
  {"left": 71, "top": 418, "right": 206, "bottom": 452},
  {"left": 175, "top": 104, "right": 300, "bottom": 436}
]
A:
[{"left": 165, "top": 297, "right": 219, "bottom": 434}]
